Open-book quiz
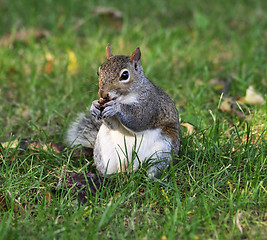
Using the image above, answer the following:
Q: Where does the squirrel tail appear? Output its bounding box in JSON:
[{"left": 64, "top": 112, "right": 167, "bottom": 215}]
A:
[{"left": 66, "top": 113, "right": 101, "bottom": 148}]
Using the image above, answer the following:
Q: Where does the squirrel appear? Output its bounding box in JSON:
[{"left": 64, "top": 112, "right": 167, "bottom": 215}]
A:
[{"left": 66, "top": 44, "right": 180, "bottom": 177}]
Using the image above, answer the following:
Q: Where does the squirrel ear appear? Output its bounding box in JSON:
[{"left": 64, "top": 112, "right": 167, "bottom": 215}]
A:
[
  {"left": 106, "top": 43, "right": 114, "bottom": 59},
  {"left": 130, "top": 47, "right": 141, "bottom": 62}
]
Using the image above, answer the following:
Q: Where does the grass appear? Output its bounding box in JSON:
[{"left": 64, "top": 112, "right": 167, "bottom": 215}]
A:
[{"left": 0, "top": 0, "right": 266, "bottom": 239}]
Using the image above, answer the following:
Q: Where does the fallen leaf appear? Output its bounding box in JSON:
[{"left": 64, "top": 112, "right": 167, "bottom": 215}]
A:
[
  {"left": 1, "top": 139, "right": 20, "bottom": 149},
  {"left": 91, "top": 6, "right": 123, "bottom": 31},
  {"left": 209, "top": 77, "right": 231, "bottom": 93},
  {"left": 57, "top": 172, "right": 108, "bottom": 204},
  {"left": 240, "top": 86, "right": 265, "bottom": 105},
  {"left": 92, "top": 6, "right": 122, "bottom": 18},
  {"left": 45, "top": 191, "right": 52, "bottom": 204},
  {"left": 181, "top": 123, "right": 194, "bottom": 135},
  {"left": 227, "top": 181, "right": 233, "bottom": 190},
  {"left": 67, "top": 51, "right": 78, "bottom": 73},
  {"left": 220, "top": 98, "right": 232, "bottom": 112},
  {"left": 15, "top": 106, "right": 31, "bottom": 120},
  {"left": 187, "top": 211, "right": 195, "bottom": 215},
  {"left": 1, "top": 139, "right": 93, "bottom": 156},
  {"left": 161, "top": 187, "right": 170, "bottom": 202},
  {"left": 0, "top": 28, "right": 49, "bottom": 46},
  {"left": 1, "top": 139, "right": 65, "bottom": 153},
  {"left": 233, "top": 211, "right": 244, "bottom": 233},
  {"left": 219, "top": 97, "right": 246, "bottom": 119},
  {"left": 44, "top": 52, "right": 55, "bottom": 74},
  {"left": 139, "top": 188, "right": 145, "bottom": 194}
]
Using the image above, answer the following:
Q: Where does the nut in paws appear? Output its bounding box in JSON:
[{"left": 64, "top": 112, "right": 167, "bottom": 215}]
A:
[{"left": 90, "top": 100, "right": 102, "bottom": 120}]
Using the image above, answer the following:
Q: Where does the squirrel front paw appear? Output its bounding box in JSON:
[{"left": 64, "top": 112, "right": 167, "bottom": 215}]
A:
[
  {"left": 101, "top": 100, "right": 120, "bottom": 119},
  {"left": 90, "top": 100, "right": 102, "bottom": 120}
]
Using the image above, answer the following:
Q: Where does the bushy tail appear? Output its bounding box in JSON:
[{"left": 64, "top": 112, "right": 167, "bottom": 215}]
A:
[{"left": 66, "top": 113, "right": 101, "bottom": 148}]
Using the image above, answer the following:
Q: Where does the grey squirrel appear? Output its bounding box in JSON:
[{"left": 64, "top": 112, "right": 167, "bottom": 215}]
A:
[{"left": 66, "top": 44, "right": 180, "bottom": 177}]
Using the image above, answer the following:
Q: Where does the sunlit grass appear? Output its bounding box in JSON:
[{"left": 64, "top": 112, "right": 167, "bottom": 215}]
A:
[{"left": 0, "top": 0, "right": 266, "bottom": 239}]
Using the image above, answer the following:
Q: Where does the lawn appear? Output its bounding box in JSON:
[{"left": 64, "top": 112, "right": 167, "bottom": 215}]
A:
[{"left": 0, "top": 0, "right": 266, "bottom": 239}]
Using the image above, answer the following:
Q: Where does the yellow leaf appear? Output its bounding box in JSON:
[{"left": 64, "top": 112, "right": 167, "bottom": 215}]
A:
[
  {"left": 187, "top": 211, "right": 195, "bottom": 215},
  {"left": 161, "top": 187, "right": 170, "bottom": 202},
  {"left": 67, "top": 51, "right": 78, "bottom": 73},
  {"left": 227, "top": 181, "right": 233, "bottom": 190}
]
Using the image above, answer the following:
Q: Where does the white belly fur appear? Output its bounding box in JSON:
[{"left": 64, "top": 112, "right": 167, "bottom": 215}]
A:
[{"left": 94, "top": 124, "right": 172, "bottom": 175}]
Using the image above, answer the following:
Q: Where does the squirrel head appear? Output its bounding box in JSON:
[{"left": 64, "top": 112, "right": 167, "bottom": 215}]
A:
[{"left": 97, "top": 44, "right": 144, "bottom": 100}]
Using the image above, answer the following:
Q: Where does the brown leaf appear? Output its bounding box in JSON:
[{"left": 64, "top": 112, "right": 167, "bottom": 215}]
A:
[
  {"left": 0, "top": 28, "right": 49, "bottom": 46},
  {"left": 44, "top": 52, "right": 55, "bottom": 74},
  {"left": 219, "top": 97, "right": 246, "bottom": 119},
  {"left": 220, "top": 98, "right": 232, "bottom": 112},
  {"left": 44, "top": 61, "right": 53, "bottom": 74},
  {"left": 181, "top": 123, "right": 194, "bottom": 135},
  {"left": 45, "top": 191, "right": 52, "bottom": 205},
  {"left": 92, "top": 6, "right": 122, "bottom": 19},
  {"left": 91, "top": 7, "right": 123, "bottom": 31},
  {"left": 1, "top": 139, "right": 93, "bottom": 158},
  {"left": 57, "top": 172, "right": 109, "bottom": 204}
]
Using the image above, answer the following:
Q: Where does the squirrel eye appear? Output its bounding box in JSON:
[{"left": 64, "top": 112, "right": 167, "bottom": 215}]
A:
[
  {"left": 97, "top": 71, "right": 99, "bottom": 76},
  {"left": 119, "top": 69, "right": 130, "bottom": 81}
]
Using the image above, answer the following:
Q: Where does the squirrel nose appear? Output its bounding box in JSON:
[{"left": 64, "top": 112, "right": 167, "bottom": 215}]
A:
[{"left": 98, "top": 89, "right": 108, "bottom": 99}]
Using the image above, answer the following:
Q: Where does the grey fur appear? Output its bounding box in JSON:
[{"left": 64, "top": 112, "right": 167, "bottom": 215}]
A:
[
  {"left": 66, "top": 112, "right": 101, "bottom": 148},
  {"left": 95, "top": 54, "right": 180, "bottom": 154},
  {"left": 66, "top": 46, "right": 180, "bottom": 177}
]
